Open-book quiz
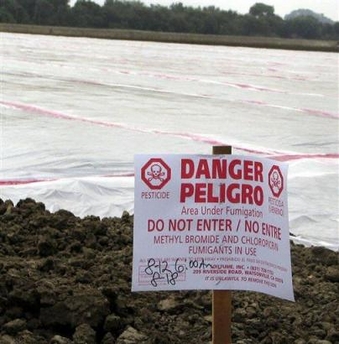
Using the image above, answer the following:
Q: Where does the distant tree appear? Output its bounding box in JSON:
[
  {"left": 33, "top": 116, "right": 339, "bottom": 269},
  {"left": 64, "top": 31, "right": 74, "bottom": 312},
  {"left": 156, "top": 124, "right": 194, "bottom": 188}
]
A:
[
  {"left": 333, "top": 22, "right": 339, "bottom": 38},
  {"left": 168, "top": 14, "right": 187, "bottom": 32},
  {"left": 1, "top": 0, "right": 29, "bottom": 23},
  {"left": 285, "top": 16, "right": 321, "bottom": 39},
  {"left": 0, "top": 6, "right": 15, "bottom": 23},
  {"left": 200, "top": 6, "right": 222, "bottom": 34},
  {"left": 183, "top": 6, "right": 205, "bottom": 33},
  {"left": 33, "top": 0, "right": 55, "bottom": 25},
  {"left": 320, "top": 23, "right": 334, "bottom": 40},
  {"left": 16, "top": 0, "right": 36, "bottom": 22},
  {"left": 103, "top": 0, "right": 137, "bottom": 29},
  {"left": 49, "top": 0, "right": 71, "bottom": 25},
  {"left": 285, "top": 9, "right": 334, "bottom": 24},
  {"left": 244, "top": 3, "right": 283, "bottom": 37},
  {"left": 1, "top": 0, "right": 337, "bottom": 40},
  {"left": 0, "top": 3, "right": 14, "bottom": 22},
  {"left": 218, "top": 10, "right": 239, "bottom": 35},
  {"left": 170, "top": 2, "right": 185, "bottom": 12},
  {"left": 242, "top": 14, "right": 271, "bottom": 36},
  {"left": 128, "top": 2, "right": 150, "bottom": 30},
  {"left": 71, "top": 0, "right": 105, "bottom": 27},
  {"left": 29, "top": 0, "right": 70, "bottom": 25},
  {"left": 249, "top": 3, "right": 274, "bottom": 17},
  {"left": 147, "top": 5, "right": 172, "bottom": 31}
]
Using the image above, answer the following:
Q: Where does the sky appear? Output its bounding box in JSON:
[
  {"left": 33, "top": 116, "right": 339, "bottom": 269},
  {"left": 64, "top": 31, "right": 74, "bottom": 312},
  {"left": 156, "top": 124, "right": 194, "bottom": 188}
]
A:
[{"left": 74, "top": 0, "right": 339, "bottom": 21}]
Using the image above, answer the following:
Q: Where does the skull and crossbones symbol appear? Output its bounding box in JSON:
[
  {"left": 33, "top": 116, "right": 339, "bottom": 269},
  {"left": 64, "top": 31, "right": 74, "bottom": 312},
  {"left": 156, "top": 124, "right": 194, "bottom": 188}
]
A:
[
  {"left": 148, "top": 163, "right": 166, "bottom": 182},
  {"left": 271, "top": 171, "right": 281, "bottom": 189}
]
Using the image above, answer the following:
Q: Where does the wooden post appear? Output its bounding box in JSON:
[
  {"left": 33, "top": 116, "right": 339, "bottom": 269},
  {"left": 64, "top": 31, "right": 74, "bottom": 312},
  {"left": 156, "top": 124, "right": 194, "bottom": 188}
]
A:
[{"left": 212, "top": 145, "right": 232, "bottom": 344}]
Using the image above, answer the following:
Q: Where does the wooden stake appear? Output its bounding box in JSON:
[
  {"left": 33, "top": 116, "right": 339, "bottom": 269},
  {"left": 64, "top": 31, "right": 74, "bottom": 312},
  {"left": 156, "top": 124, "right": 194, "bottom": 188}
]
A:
[
  {"left": 212, "top": 145, "right": 232, "bottom": 344},
  {"left": 212, "top": 290, "right": 232, "bottom": 344}
]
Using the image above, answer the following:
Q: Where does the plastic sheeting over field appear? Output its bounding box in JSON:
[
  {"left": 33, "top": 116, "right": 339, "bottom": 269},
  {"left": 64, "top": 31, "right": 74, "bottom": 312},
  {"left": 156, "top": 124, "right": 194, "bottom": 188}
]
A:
[{"left": 1, "top": 33, "right": 338, "bottom": 250}]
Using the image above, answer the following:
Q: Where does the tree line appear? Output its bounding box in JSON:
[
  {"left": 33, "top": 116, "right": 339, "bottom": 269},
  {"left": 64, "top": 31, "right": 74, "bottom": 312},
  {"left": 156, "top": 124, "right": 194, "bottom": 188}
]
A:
[{"left": 1, "top": 0, "right": 338, "bottom": 40}]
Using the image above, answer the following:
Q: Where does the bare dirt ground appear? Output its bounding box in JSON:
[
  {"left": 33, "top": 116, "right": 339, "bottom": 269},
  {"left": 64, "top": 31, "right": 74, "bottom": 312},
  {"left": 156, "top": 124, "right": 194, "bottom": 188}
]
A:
[{"left": 0, "top": 198, "right": 338, "bottom": 344}]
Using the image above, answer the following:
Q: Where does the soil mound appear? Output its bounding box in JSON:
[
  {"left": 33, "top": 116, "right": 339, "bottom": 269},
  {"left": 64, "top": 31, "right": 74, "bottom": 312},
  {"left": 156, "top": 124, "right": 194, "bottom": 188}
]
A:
[{"left": 0, "top": 198, "right": 338, "bottom": 343}]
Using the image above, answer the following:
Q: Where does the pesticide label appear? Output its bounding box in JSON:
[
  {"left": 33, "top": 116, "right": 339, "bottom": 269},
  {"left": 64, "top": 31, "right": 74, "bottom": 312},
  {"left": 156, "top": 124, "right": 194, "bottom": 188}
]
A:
[{"left": 132, "top": 154, "right": 294, "bottom": 301}]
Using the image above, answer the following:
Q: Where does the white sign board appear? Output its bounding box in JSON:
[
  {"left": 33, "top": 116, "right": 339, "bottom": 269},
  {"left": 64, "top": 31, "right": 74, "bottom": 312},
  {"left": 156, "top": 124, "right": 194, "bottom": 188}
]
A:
[{"left": 132, "top": 154, "right": 294, "bottom": 301}]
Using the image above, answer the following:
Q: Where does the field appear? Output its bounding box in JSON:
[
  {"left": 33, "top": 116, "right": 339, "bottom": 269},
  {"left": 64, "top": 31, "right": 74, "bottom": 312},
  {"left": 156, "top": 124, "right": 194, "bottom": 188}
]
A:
[{"left": 1, "top": 23, "right": 338, "bottom": 52}]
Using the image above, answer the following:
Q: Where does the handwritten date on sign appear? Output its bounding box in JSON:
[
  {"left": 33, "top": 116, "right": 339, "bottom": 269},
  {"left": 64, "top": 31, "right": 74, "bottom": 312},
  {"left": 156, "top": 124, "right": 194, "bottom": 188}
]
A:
[
  {"left": 144, "top": 258, "right": 186, "bottom": 287},
  {"left": 143, "top": 258, "right": 213, "bottom": 287}
]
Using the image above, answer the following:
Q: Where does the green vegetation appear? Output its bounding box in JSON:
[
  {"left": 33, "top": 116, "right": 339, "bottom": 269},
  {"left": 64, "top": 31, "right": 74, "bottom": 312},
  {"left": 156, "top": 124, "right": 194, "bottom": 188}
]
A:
[
  {"left": 1, "top": 23, "right": 337, "bottom": 52},
  {"left": 1, "top": 0, "right": 339, "bottom": 41}
]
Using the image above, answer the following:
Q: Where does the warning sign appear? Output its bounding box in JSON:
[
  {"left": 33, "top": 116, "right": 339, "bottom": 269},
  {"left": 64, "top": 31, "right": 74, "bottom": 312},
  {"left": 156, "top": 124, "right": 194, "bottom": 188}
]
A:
[
  {"left": 141, "top": 158, "right": 171, "bottom": 190},
  {"left": 132, "top": 154, "right": 294, "bottom": 301},
  {"left": 268, "top": 165, "right": 284, "bottom": 198}
]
